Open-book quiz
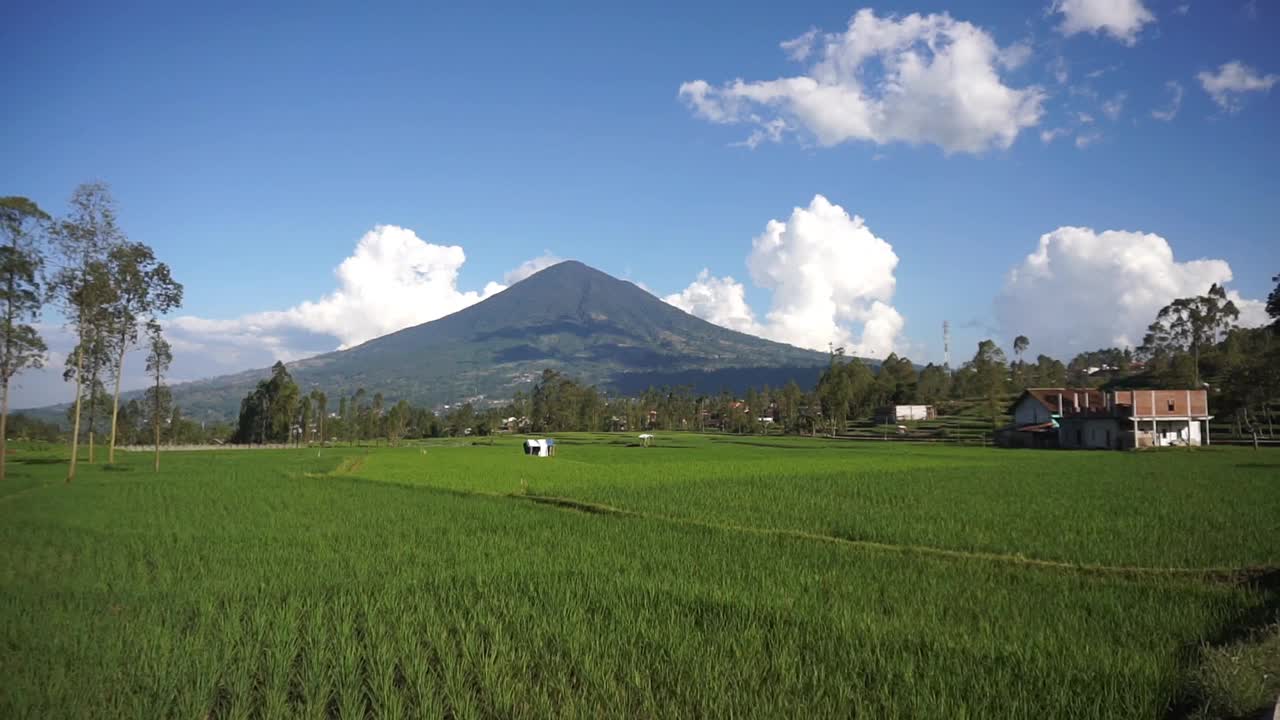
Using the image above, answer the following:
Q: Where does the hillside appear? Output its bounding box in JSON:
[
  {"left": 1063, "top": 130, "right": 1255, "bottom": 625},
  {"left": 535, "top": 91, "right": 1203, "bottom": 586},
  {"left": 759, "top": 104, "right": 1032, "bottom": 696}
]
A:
[{"left": 91, "top": 261, "right": 839, "bottom": 422}]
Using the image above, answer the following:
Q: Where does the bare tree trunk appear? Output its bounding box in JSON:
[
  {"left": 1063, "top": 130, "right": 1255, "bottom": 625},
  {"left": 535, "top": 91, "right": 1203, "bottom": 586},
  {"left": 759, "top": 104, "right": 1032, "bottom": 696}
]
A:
[
  {"left": 107, "top": 343, "right": 126, "bottom": 464},
  {"left": 0, "top": 377, "right": 8, "bottom": 481},
  {"left": 153, "top": 373, "right": 161, "bottom": 472},
  {"left": 67, "top": 345, "right": 85, "bottom": 483}
]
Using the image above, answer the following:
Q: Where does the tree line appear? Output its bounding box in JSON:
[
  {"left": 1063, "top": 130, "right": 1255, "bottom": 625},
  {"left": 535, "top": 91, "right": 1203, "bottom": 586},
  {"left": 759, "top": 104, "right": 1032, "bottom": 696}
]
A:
[
  {"left": 0, "top": 184, "right": 183, "bottom": 478},
  {"left": 230, "top": 279, "right": 1279, "bottom": 441}
]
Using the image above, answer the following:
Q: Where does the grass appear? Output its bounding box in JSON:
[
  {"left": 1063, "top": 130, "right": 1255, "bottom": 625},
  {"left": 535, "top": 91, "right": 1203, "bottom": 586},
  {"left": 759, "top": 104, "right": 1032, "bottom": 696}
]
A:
[{"left": 1, "top": 435, "right": 1277, "bottom": 718}]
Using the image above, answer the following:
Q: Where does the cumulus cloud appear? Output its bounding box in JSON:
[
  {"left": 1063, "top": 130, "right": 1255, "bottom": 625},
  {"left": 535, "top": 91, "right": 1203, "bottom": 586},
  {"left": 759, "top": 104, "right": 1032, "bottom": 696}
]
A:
[
  {"left": 665, "top": 195, "right": 903, "bottom": 357},
  {"left": 678, "top": 9, "right": 1046, "bottom": 154},
  {"left": 170, "top": 226, "right": 504, "bottom": 358},
  {"left": 11, "top": 230, "right": 554, "bottom": 408},
  {"left": 995, "top": 226, "right": 1266, "bottom": 357},
  {"left": 1197, "top": 61, "right": 1279, "bottom": 112},
  {"left": 503, "top": 252, "right": 563, "bottom": 285},
  {"left": 1052, "top": 0, "right": 1155, "bottom": 45},
  {"left": 662, "top": 270, "right": 761, "bottom": 335},
  {"left": 1151, "top": 81, "right": 1184, "bottom": 121},
  {"left": 163, "top": 225, "right": 563, "bottom": 376}
]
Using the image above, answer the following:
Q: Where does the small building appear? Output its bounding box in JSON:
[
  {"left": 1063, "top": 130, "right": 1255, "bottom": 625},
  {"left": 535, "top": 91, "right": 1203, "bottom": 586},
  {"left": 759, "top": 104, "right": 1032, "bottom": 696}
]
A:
[
  {"left": 875, "top": 404, "right": 936, "bottom": 424},
  {"left": 999, "top": 388, "right": 1212, "bottom": 450},
  {"left": 522, "top": 438, "right": 556, "bottom": 457}
]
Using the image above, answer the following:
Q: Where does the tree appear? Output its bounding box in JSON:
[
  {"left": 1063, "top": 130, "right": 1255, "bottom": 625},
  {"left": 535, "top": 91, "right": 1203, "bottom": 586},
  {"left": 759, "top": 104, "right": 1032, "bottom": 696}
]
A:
[
  {"left": 144, "top": 321, "right": 172, "bottom": 471},
  {"left": 299, "top": 397, "right": 311, "bottom": 447},
  {"left": 1012, "top": 335, "right": 1030, "bottom": 388},
  {"left": 0, "top": 197, "right": 49, "bottom": 481},
  {"left": 351, "top": 388, "right": 366, "bottom": 444},
  {"left": 51, "top": 183, "right": 124, "bottom": 482},
  {"left": 371, "top": 392, "right": 384, "bottom": 444},
  {"left": 1268, "top": 272, "right": 1280, "bottom": 335},
  {"left": 916, "top": 363, "right": 951, "bottom": 404},
  {"left": 232, "top": 362, "right": 301, "bottom": 444},
  {"left": 311, "top": 390, "right": 327, "bottom": 446},
  {"left": 386, "top": 399, "right": 410, "bottom": 445},
  {"left": 104, "top": 241, "right": 182, "bottom": 463},
  {"left": 1140, "top": 284, "right": 1239, "bottom": 387},
  {"left": 962, "top": 340, "right": 1009, "bottom": 427},
  {"left": 1013, "top": 335, "right": 1029, "bottom": 363}
]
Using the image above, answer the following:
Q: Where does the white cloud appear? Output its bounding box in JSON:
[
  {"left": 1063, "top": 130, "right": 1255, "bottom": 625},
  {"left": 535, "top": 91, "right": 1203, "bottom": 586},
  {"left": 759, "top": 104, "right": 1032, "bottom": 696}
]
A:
[
  {"left": 1050, "top": 56, "right": 1070, "bottom": 85},
  {"left": 665, "top": 195, "right": 903, "bottom": 357},
  {"left": 12, "top": 231, "right": 557, "bottom": 408},
  {"left": 503, "top": 252, "right": 562, "bottom": 285},
  {"left": 170, "top": 226, "right": 505, "bottom": 357},
  {"left": 995, "top": 226, "right": 1265, "bottom": 357},
  {"left": 1075, "top": 132, "right": 1102, "bottom": 148},
  {"left": 780, "top": 28, "right": 819, "bottom": 62},
  {"left": 1151, "top": 81, "right": 1184, "bottom": 121},
  {"left": 1174, "top": 3, "right": 1190, "bottom": 15},
  {"left": 662, "top": 271, "right": 761, "bottom": 335},
  {"left": 1052, "top": 0, "right": 1155, "bottom": 45},
  {"left": 1101, "top": 92, "right": 1127, "bottom": 120},
  {"left": 1040, "top": 128, "right": 1070, "bottom": 143},
  {"left": 679, "top": 9, "right": 1046, "bottom": 155},
  {"left": 1197, "top": 61, "right": 1279, "bottom": 112},
  {"left": 1077, "top": 112, "right": 1095, "bottom": 124}
]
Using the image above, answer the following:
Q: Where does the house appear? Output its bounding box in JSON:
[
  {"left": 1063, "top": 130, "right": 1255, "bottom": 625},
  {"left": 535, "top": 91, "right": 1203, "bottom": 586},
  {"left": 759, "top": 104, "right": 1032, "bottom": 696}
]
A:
[
  {"left": 874, "top": 404, "right": 936, "bottom": 424},
  {"left": 999, "top": 388, "right": 1212, "bottom": 450}
]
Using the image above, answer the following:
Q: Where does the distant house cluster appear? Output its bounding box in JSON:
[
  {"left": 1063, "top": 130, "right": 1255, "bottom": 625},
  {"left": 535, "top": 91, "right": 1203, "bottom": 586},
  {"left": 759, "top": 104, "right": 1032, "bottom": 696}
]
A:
[{"left": 999, "top": 388, "right": 1212, "bottom": 450}]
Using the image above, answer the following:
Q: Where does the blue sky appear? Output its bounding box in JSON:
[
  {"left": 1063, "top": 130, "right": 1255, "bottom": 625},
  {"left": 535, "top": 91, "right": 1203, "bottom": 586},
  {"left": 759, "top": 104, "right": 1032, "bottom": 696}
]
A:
[{"left": 2, "top": 0, "right": 1278, "bottom": 407}]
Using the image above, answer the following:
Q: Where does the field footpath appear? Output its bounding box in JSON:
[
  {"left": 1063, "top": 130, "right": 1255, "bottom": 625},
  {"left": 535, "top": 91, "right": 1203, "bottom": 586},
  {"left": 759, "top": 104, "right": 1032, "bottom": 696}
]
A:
[
  {"left": 325, "top": 453, "right": 1279, "bottom": 585},
  {"left": 510, "top": 491, "right": 1279, "bottom": 584}
]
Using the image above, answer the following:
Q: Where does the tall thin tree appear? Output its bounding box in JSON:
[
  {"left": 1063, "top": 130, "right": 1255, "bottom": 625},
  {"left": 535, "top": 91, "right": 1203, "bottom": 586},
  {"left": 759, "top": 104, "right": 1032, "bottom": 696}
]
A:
[
  {"left": 144, "top": 321, "right": 172, "bottom": 472},
  {"left": 104, "top": 242, "right": 182, "bottom": 463},
  {"left": 0, "top": 197, "right": 50, "bottom": 481},
  {"left": 52, "top": 183, "right": 123, "bottom": 482}
]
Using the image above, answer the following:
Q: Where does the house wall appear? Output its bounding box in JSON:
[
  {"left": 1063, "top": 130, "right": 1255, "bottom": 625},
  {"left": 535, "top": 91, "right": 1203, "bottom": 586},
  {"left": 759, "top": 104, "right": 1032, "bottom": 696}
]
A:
[
  {"left": 1122, "top": 419, "right": 1203, "bottom": 448},
  {"left": 1112, "top": 389, "right": 1208, "bottom": 417},
  {"left": 1059, "top": 419, "right": 1121, "bottom": 449},
  {"left": 1014, "top": 396, "right": 1054, "bottom": 426},
  {"left": 895, "top": 405, "right": 934, "bottom": 421}
]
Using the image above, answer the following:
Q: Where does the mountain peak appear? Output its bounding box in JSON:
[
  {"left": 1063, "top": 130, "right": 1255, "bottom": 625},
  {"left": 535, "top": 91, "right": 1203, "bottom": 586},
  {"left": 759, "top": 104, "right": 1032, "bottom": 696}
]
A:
[{"left": 102, "top": 262, "right": 833, "bottom": 421}]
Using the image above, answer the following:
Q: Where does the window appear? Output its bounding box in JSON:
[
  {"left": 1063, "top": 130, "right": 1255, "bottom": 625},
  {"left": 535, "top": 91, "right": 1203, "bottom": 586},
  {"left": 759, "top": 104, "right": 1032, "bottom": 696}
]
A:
[{"left": 1167, "top": 399, "right": 1175, "bottom": 412}]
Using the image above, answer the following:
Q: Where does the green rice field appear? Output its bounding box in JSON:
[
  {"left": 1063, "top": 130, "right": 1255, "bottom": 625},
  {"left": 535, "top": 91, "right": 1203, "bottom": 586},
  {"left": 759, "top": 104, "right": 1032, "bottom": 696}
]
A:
[{"left": 2, "top": 435, "right": 1278, "bottom": 718}]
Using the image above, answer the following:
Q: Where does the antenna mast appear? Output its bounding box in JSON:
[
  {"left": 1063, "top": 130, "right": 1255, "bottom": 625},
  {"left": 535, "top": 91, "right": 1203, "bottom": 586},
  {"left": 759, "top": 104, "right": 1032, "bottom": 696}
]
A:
[{"left": 943, "top": 320, "right": 951, "bottom": 371}]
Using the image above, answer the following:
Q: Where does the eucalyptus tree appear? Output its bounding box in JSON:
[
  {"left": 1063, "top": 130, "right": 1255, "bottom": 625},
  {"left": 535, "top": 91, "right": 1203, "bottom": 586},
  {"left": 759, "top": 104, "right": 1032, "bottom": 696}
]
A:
[
  {"left": 52, "top": 183, "right": 124, "bottom": 482},
  {"left": 1140, "top": 284, "right": 1239, "bottom": 387},
  {"left": 104, "top": 241, "right": 182, "bottom": 463},
  {"left": 0, "top": 197, "right": 50, "bottom": 481},
  {"left": 298, "top": 399, "right": 311, "bottom": 447},
  {"left": 144, "top": 320, "right": 172, "bottom": 471},
  {"left": 313, "top": 390, "right": 327, "bottom": 446},
  {"left": 1267, "top": 272, "right": 1279, "bottom": 335}
]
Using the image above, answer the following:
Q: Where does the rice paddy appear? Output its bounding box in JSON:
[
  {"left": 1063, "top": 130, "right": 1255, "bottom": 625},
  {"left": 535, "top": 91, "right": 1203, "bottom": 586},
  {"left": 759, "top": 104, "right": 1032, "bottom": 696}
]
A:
[{"left": 2, "top": 435, "right": 1277, "bottom": 718}]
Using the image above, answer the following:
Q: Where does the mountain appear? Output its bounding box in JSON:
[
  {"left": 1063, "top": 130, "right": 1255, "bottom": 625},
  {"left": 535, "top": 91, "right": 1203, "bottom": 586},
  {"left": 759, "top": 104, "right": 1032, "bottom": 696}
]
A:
[{"left": 43, "top": 261, "right": 844, "bottom": 422}]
